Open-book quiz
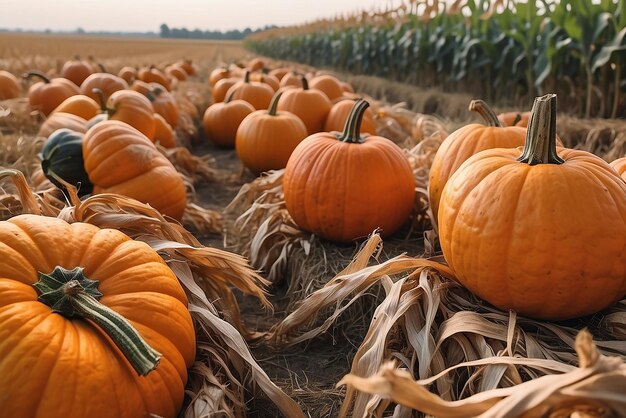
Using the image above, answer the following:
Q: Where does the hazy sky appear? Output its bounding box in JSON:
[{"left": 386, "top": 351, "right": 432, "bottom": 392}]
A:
[{"left": 2, "top": 0, "right": 403, "bottom": 32}]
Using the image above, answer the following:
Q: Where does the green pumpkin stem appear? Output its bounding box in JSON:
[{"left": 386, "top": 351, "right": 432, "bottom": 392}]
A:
[
  {"left": 23, "top": 71, "right": 51, "bottom": 84},
  {"left": 267, "top": 91, "right": 283, "bottom": 116},
  {"left": 517, "top": 94, "right": 563, "bottom": 165},
  {"left": 34, "top": 266, "right": 161, "bottom": 376},
  {"left": 337, "top": 99, "right": 369, "bottom": 144},
  {"left": 468, "top": 99, "right": 502, "bottom": 127}
]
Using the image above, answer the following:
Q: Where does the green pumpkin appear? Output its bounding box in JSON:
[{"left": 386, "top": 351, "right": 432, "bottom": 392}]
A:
[{"left": 40, "top": 128, "right": 93, "bottom": 196}]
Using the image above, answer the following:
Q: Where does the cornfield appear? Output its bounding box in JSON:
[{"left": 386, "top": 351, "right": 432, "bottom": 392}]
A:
[{"left": 246, "top": 0, "right": 626, "bottom": 118}]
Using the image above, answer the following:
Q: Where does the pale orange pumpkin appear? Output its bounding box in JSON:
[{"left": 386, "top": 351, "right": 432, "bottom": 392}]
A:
[
  {"left": 52, "top": 94, "right": 100, "bottom": 120},
  {"left": 202, "top": 92, "right": 255, "bottom": 148},
  {"left": 276, "top": 77, "right": 332, "bottom": 135}
]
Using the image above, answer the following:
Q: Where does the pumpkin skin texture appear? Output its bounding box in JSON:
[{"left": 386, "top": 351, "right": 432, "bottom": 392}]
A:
[
  {"left": 82, "top": 120, "right": 187, "bottom": 220},
  {"left": 60, "top": 57, "right": 94, "bottom": 86},
  {"left": 309, "top": 74, "right": 344, "bottom": 101},
  {"left": 202, "top": 95, "right": 254, "bottom": 148},
  {"left": 52, "top": 94, "right": 101, "bottom": 120},
  {"left": 276, "top": 77, "right": 332, "bottom": 135},
  {"left": 80, "top": 73, "right": 129, "bottom": 103},
  {"left": 0, "top": 70, "right": 21, "bottom": 100},
  {"left": 610, "top": 157, "right": 626, "bottom": 180},
  {"left": 324, "top": 99, "right": 377, "bottom": 135},
  {"left": 26, "top": 71, "right": 80, "bottom": 116},
  {"left": 40, "top": 128, "right": 93, "bottom": 195},
  {"left": 439, "top": 95, "right": 626, "bottom": 321},
  {"left": 284, "top": 100, "right": 415, "bottom": 243},
  {"left": 428, "top": 99, "right": 528, "bottom": 223},
  {"left": 105, "top": 89, "right": 156, "bottom": 140},
  {"left": 498, "top": 110, "right": 531, "bottom": 127},
  {"left": 0, "top": 214, "right": 195, "bottom": 418},
  {"left": 212, "top": 77, "right": 239, "bottom": 103},
  {"left": 38, "top": 112, "right": 87, "bottom": 138},
  {"left": 236, "top": 91, "right": 308, "bottom": 174}
]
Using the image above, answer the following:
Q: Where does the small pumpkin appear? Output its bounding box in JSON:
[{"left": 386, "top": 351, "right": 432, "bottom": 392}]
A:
[
  {"left": 309, "top": 74, "right": 344, "bottom": 101},
  {"left": 276, "top": 76, "right": 332, "bottom": 135},
  {"left": 279, "top": 72, "right": 304, "bottom": 89},
  {"left": 165, "top": 64, "right": 187, "bottom": 81},
  {"left": 25, "top": 71, "right": 80, "bottom": 116},
  {"left": 209, "top": 67, "right": 230, "bottom": 86},
  {"left": 153, "top": 113, "right": 176, "bottom": 148},
  {"left": 225, "top": 71, "right": 274, "bottom": 110},
  {"left": 60, "top": 56, "right": 94, "bottom": 86},
  {"left": 211, "top": 77, "right": 240, "bottom": 103},
  {"left": 51, "top": 94, "right": 100, "bottom": 120},
  {"left": 439, "top": 94, "right": 626, "bottom": 320},
  {"left": 269, "top": 67, "right": 290, "bottom": 81},
  {"left": 80, "top": 72, "right": 129, "bottom": 103},
  {"left": 149, "top": 86, "right": 179, "bottom": 129},
  {"left": 428, "top": 99, "right": 528, "bottom": 223},
  {"left": 610, "top": 157, "right": 626, "bottom": 180},
  {"left": 250, "top": 72, "right": 280, "bottom": 92},
  {"left": 324, "top": 98, "right": 377, "bottom": 135},
  {"left": 138, "top": 66, "right": 171, "bottom": 91},
  {"left": 40, "top": 128, "right": 93, "bottom": 195},
  {"left": 0, "top": 70, "right": 21, "bottom": 100},
  {"left": 247, "top": 58, "right": 265, "bottom": 72},
  {"left": 236, "top": 91, "right": 308, "bottom": 174},
  {"left": 94, "top": 89, "right": 156, "bottom": 140},
  {"left": 202, "top": 91, "right": 255, "bottom": 148},
  {"left": 0, "top": 214, "right": 195, "bottom": 418},
  {"left": 498, "top": 110, "right": 531, "bottom": 127},
  {"left": 38, "top": 112, "right": 87, "bottom": 138},
  {"left": 118, "top": 66, "right": 137, "bottom": 84},
  {"left": 83, "top": 120, "right": 187, "bottom": 219},
  {"left": 178, "top": 59, "right": 196, "bottom": 76},
  {"left": 284, "top": 99, "right": 415, "bottom": 243}
]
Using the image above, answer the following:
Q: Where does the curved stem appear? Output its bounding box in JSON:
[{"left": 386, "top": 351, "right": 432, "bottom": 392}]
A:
[
  {"left": 301, "top": 76, "right": 309, "bottom": 90},
  {"left": 468, "top": 99, "right": 502, "bottom": 127},
  {"left": 225, "top": 89, "right": 237, "bottom": 103},
  {"left": 97, "top": 63, "right": 107, "bottom": 73},
  {"left": 517, "top": 94, "right": 563, "bottom": 165},
  {"left": 337, "top": 99, "right": 369, "bottom": 143},
  {"left": 92, "top": 88, "right": 111, "bottom": 114},
  {"left": 23, "top": 71, "right": 51, "bottom": 83},
  {"left": 267, "top": 91, "right": 283, "bottom": 116},
  {"left": 34, "top": 266, "right": 161, "bottom": 376},
  {"left": 243, "top": 70, "right": 250, "bottom": 83}
]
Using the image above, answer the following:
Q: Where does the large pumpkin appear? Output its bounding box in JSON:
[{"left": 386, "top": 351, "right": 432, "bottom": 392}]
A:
[
  {"left": 0, "top": 214, "right": 195, "bottom": 418},
  {"left": 202, "top": 92, "right": 254, "bottom": 148},
  {"left": 80, "top": 72, "right": 129, "bottom": 103},
  {"left": 439, "top": 94, "right": 626, "bottom": 320},
  {"left": 25, "top": 71, "right": 80, "bottom": 116},
  {"left": 60, "top": 56, "right": 94, "bottom": 86},
  {"left": 284, "top": 99, "right": 415, "bottom": 243},
  {"left": 428, "top": 99, "right": 528, "bottom": 223},
  {"left": 236, "top": 91, "right": 308, "bottom": 174},
  {"left": 83, "top": 120, "right": 187, "bottom": 219}
]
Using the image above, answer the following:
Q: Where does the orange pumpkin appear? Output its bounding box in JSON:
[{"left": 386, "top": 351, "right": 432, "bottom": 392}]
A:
[
  {"left": 138, "top": 66, "right": 171, "bottom": 91},
  {"left": 149, "top": 86, "right": 179, "bottom": 129},
  {"left": 0, "top": 70, "right": 21, "bottom": 100},
  {"left": 324, "top": 99, "right": 377, "bottom": 135},
  {"left": 498, "top": 110, "right": 531, "bottom": 127},
  {"left": 279, "top": 72, "right": 304, "bottom": 89},
  {"left": 60, "top": 56, "right": 94, "bottom": 86},
  {"left": 225, "top": 71, "right": 274, "bottom": 110},
  {"left": 153, "top": 113, "right": 176, "bottom": 148},
  {"left": 610, "top": 157, "right": 626, "bottom": 180},
  {"left": 178, "top": 59, "right": 196, "bottom": 76},
  {"left": 202, "top": 92, "right": 255, "bottom": 148},
  {"left": 236, "top": 91, "right": 308, "bottom": 174},
  {"left": 83, "top": 120, "right": 187, "bottom": 219},
  {"left": 80, "top": 73, "right": 129, "bottom": 103},
  {"left": 208, "top": 67, "right": 230, "bottom": 86},
  {"left": 276, "top": 77, "right": 332, "bottom": 135},
  {"left": 250, "top": 72, "right": 280, "bottom": 92},
  {"left": 0, "top": 214, "right": 195, "bottom": 418},
  {"left": 284, "top": 99, "right": 415, "bottom": 243},
  {"left": 269, "top": 67, "right": 290, "bottom": 81},
  {"left": 165, "top": 64, "right": 187, "bottom": 81},
  {"left": 439, "top": 94, "right": 626, "bottom": 320},
  {"left": 211, "top": 77, "right": 239, "bottom": 103},
  {"left": 51, "top": 94, "right": 100, "bottom": 120},
  {"left": 118, "top": 66, "right": 137, "bottom": 84},
  {"left": 38, "top": 112, "right": 87, "bottom": 137},
  {"left": 25, "top": 71, "right": 80, "bottom": 116},
  {"left": 97, "top": 89, "right": 156, "bottom": 140},
  {"left": 309, "top": 74, "right": 344, "bottom": 101},
  {"left": 247, "top": 58, "right": 265, "bottom": 72},
  {"left": 428, "top": 99, "right": 528, "bottom": 223}
]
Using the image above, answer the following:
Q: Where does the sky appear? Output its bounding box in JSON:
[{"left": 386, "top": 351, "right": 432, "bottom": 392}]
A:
[{"left": 1, "top": 0, "right": 404, "bottom": 32}]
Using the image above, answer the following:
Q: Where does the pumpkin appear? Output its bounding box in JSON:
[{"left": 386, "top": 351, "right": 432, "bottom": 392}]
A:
[
  {"left": 83, "top": 120, "right": 187, "bottom": 219},
  {"left": 178, "top": 59, "right": 196, "bottom": 76},
  {"left": 38, "top": 112, "right": 87, "bottom": 138},
  {"left": 0, "top": 214, "right": 195, "bottom": 418},
  {"left": 25, "top": 71, "right": 80, "bottom": 116},
  {"left": 209, "top": 67, "right": 230, "bottom": 86},
  {"left": 236, "top": 91, "right": 308, "bottom": 174},
  {"left": 0, "top": 70, "right": 21, "bottom": 100},
  {"left": 60, "top": 56, "right": 94, "bottom": 86},
  {"left": 309, "top": 74, "right": 344, "bottom": 101},
  {"left": 498, "top": 110, "right": 531, "bottom": 127},
  {"left": 283, "top": 99, "right": 415, "bottom": 243},
  {"left": 269, "top": 67, "right": 290, "bottom": 81},
  {"left": 439, "top": 94, "right": 626, "bottom": 320},
  {"left": 212, "top": 77, "right": 239, "bottom": 103},
  {"left": 80, "top": 72, "right": 129, "bottom": 103},
  {"left": 95, "top": 89, "right": 156, "bottom": 140},
  {"left": 224, "top": 71, "right": 274, "bottom": 110},
  {"left": 341, "top": 81, "right": 355, "bottom": 94},
  {"left": 610, "top": 157, "right": 626, "bottom": 180},
  {"left": 428, "top": 99, "right": 528, "bottom": 223},
  {"left": 52, "top": 94, "right": 100, "bottom": 120},
  {"left": 138, "top": 66, "right": 171, "bottom": 91},
  {"left": 165, "top": 64, "right": 187, "bottom": 81},
  {"left": 247, "top": 58, "right": 265, "bottom": 72},
  {"left": 202, "top": 92, "right": 254, "bottom": 148},
  {"left": 250, "top": 72, "right": 280, "bottom": 92},
  {"left": 276, "top": 76, "right": 332, "bottom": 135},
  {"left": 148, "top": 86, "right": 179, "bottom": 129},
  {"left": 324, "top": 98, "right": 377, "bottom": 135},
  {"left": 279, "top": 72, "right": 304, "bottom": 89},
  {"left": 40, "top": 128, "right": 93, "bottom": 195},
  {"left": 118, "top": 66, "right": 137, "bottom": 84},
  {"left": 153, "top": 113, "right": 176, "bottom": 148}
]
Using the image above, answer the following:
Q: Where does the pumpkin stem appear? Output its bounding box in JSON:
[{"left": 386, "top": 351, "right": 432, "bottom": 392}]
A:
[
  {"left": 337, "top": 99, "right": 369, "bottom": 143},
  {"left": 517, "top": 94, "right": 563, "bottom": 165},
  {"left": 92, "top": 88, "right": 111, "bottom": 114},
  {"left": 23, "top": 71, "right": 51, "bottom": 84},
  {"left": 243, "top": 70, "right": 250, "bottom": 83},
  {"left": 468, "top": 99, "right": 502, "bottom": 127},
  {"left": 267, "top": 91, "right": 283, "bottom": 116},
  {"left": 224, "top": 89, "right": 237, "bottom": 103},
  {"left": 97, "top": 63, "right": 107, "bottom": 73},
  {"left": 33, "top": 266, "right": 161, "bottom": 376},
  {"left": 301, "top": 76, "right": 309, "bottom": 90}
]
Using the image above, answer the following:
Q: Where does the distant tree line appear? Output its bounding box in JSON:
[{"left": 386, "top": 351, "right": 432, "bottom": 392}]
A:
[{"left": 159, "top": 24, "right": 276, "bottom": 40}]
